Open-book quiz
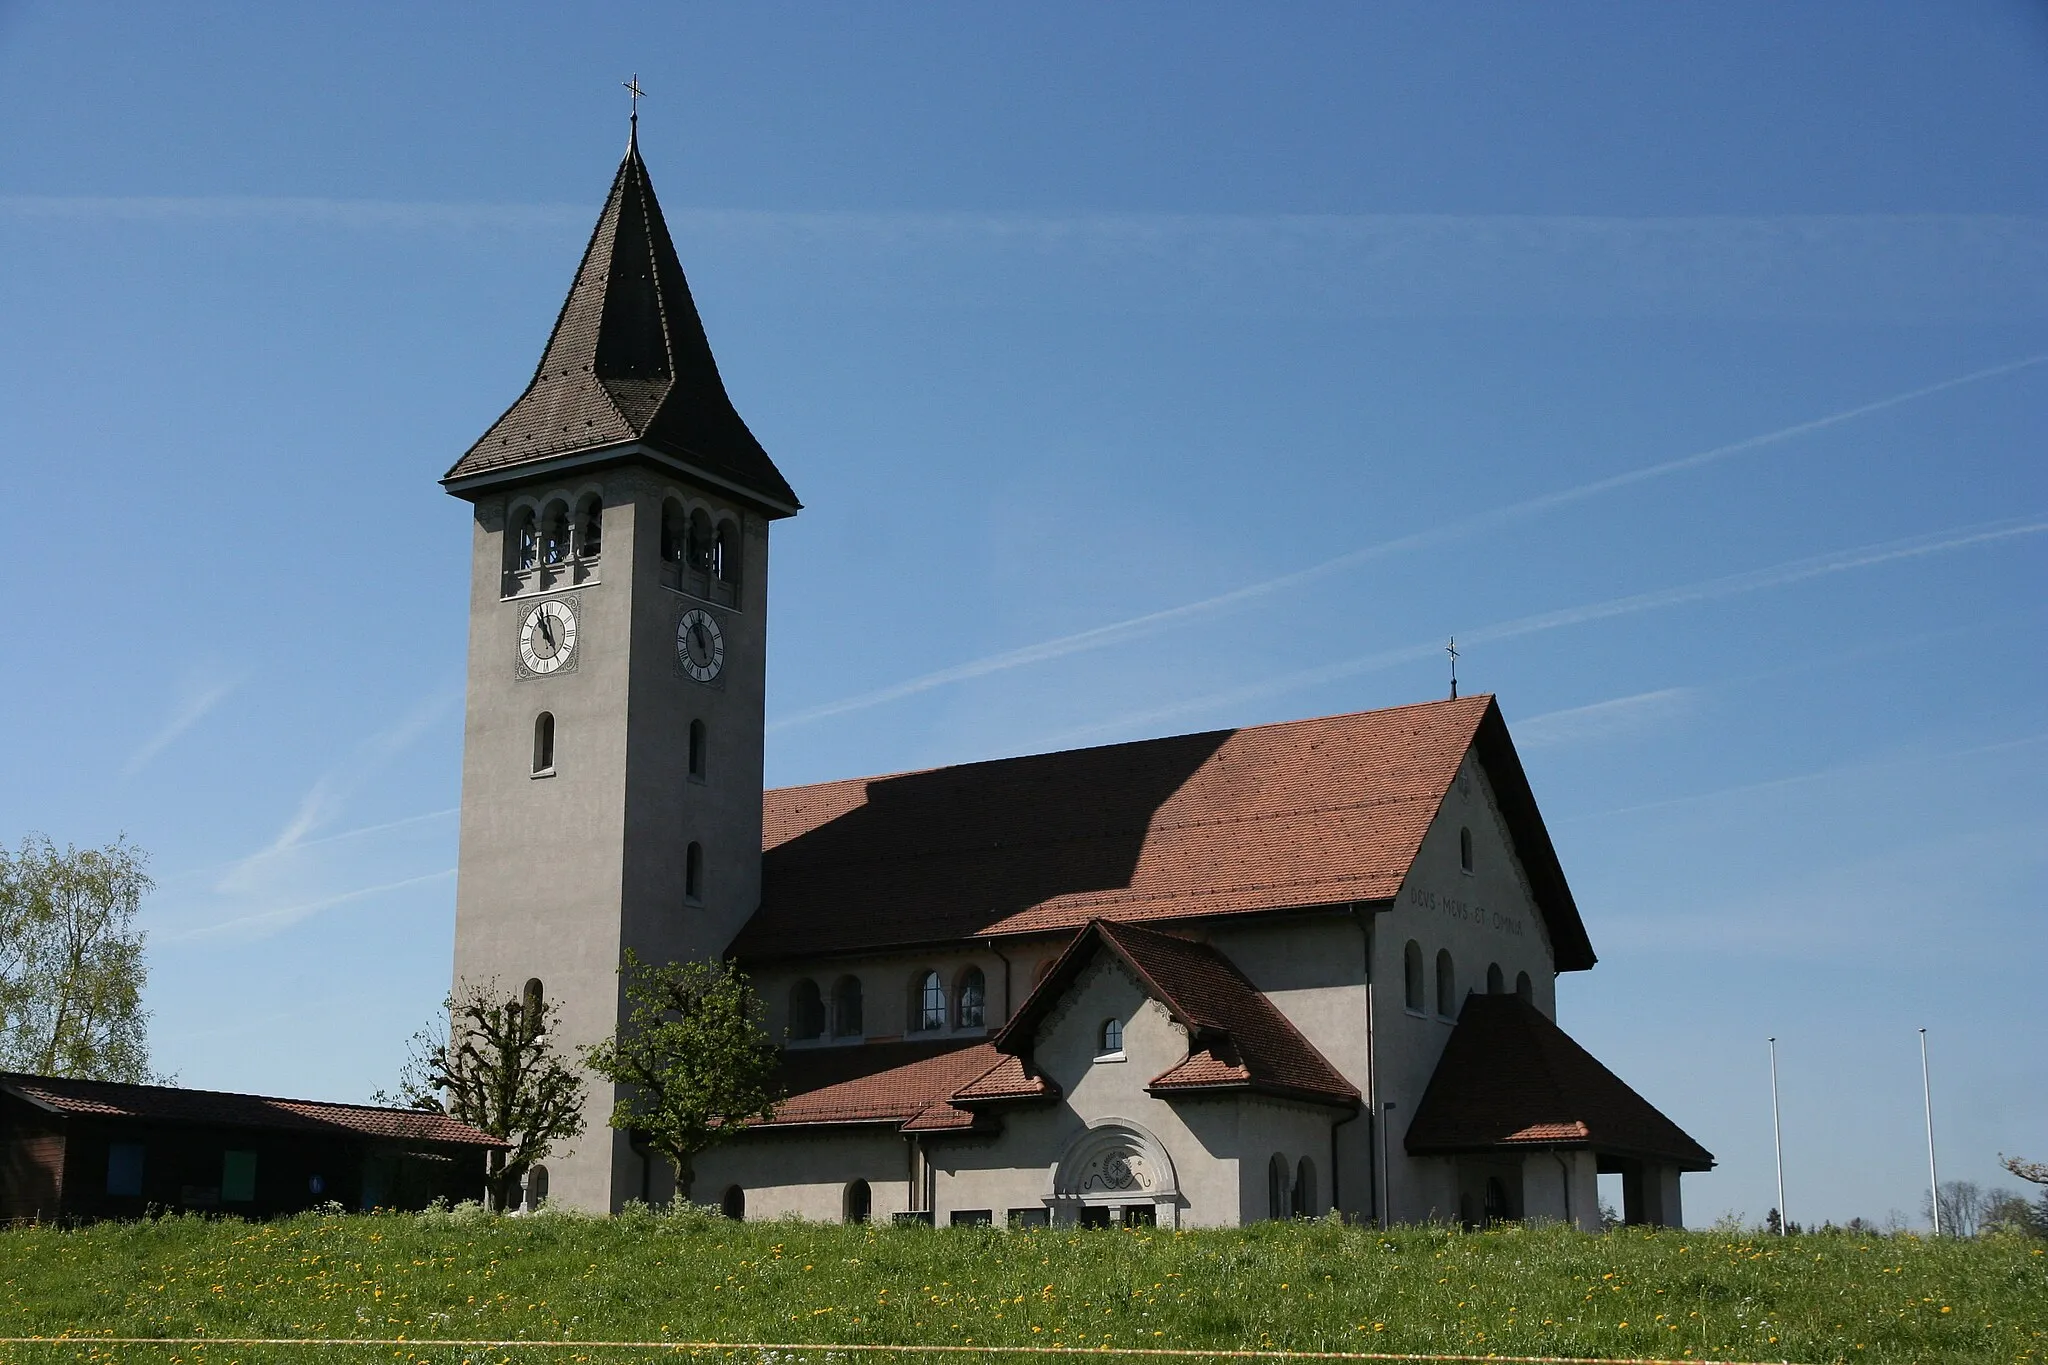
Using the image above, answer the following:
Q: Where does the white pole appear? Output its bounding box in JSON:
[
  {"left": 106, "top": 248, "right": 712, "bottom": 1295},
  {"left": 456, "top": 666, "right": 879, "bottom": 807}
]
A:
[
  {"left": 1920, "top": 1028, "right": 1941, "bottom": 1236},
  {"left": 1767, "top": 1036, "right": 1787, "bottom": 1235}
]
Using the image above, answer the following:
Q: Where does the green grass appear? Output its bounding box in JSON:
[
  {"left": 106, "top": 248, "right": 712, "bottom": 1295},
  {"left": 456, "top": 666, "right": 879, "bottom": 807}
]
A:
[{"left": 1, "top": 1208, "right": 2042, "bottom": 1365}]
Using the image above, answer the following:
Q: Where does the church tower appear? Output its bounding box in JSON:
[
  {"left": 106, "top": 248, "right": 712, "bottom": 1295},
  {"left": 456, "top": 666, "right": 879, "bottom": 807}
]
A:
[{"left": 441, "top": 124, "right": 799, "bottom": 1213}]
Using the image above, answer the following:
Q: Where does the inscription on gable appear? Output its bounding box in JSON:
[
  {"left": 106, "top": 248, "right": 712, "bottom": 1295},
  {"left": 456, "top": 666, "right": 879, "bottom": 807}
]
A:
[{"left": 1407, "top": 885, "right": 1524, "bottom": 938}]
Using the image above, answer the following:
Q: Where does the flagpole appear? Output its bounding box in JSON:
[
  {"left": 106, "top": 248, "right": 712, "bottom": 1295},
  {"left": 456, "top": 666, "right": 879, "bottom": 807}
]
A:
[
  {"left": 1768, "top": 1036, "right": 1786, "bottom": 1234},
  {"left": 1920, "top": 1028, "right": 1941, "bottom": 1236}
]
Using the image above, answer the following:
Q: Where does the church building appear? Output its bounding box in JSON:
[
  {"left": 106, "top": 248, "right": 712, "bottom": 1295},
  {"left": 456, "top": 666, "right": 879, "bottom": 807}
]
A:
[{"left": 441, "top": 125, "right": 1712, "bottom": 1230}]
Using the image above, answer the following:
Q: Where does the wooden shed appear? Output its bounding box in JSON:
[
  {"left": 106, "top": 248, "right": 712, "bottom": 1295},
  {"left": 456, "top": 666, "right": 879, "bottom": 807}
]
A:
[{"left": 0, "top": 1071, "right": 505, "bottom": 1223}]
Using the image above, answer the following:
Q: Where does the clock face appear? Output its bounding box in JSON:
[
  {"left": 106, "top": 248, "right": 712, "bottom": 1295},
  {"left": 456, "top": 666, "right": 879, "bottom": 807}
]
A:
[
  {"left": 519, "top": 598, "right": 578, "bottom": 675},
  {"left": 676, "top": 608, "right": 726, "bottom": 683}
]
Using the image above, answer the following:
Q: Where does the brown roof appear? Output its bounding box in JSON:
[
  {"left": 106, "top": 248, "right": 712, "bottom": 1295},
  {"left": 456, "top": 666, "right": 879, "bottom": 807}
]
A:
[
  {"left": 444, "top": 130, "right": 798, "bottom": 515},
  {"left": 995, "top": 920, "right": 1360, "bottom": 1108},
  {"left": 759, "top": 1040, "right": 1004, "bottom": 1131},
  {"left": 737, "top": 696, "right": 1592, "bottom": 970},
  {"left": 1403, "top": 995, "right": 1714, "bottom": 1169},
  {"left": 0, "top": 1072, "right": 506, "bottom": 1149}
]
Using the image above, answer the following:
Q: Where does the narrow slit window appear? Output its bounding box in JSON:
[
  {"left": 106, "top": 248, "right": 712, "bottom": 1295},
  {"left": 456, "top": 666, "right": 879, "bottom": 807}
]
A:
[
  {"left": 1459, "top": 826, "right": 1474, "bottom": 873},
  {"left": 684, "top": 842, "right": 704, "bottom": 904},
  {"left": 688, "top": 719, "right": 707, "bottom": 780},
  {"left": 1435, "top": 949, "right": 1456, "bottom": 1019},
  {"left": 577, "top": 496, "right": 602, "bottom": 559},
  {"left": 1404, "top": 940, "right": 1424, "bottom": 1012},
  {"left": 1487, "top": 962, "right": 1505, "bottom": 995},
  {"left": 532, "top": 712, "right": 555, "bottom": 774},
  {"left": 1515, "top": 970, "right": 1533, "bottom": 1001}
]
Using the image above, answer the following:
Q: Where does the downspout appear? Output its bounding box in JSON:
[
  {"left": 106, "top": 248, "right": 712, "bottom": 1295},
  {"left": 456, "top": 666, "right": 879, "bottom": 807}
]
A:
[
  {"left": 1354, "top": 903, "right": 1383, "bottom": 1227},
  {"left": 1551, "top": 1150, "right": 1573, "bottom": 1228},
  {"left": 984, "top": 938, "right": 1014, "bottom": 1027}
]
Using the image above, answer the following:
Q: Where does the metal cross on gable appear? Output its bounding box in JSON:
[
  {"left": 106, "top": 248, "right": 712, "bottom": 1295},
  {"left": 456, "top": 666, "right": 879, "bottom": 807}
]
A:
[
  {"left": 1447, "top": 635, "right": 1459, "bottom": 700},
  {"left": 623, "top": 74, "right": 646, "bottom": 123}
]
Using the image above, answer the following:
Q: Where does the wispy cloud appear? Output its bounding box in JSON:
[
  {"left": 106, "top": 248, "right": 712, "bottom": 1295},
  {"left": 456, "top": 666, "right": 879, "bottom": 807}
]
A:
[
  {"left": 121, "top": 675, "right": 243, "bottom": 779},
  {"left": 5, "top": 198, "right": 2044, "bottom": 319},
  {"left": 167, "top": 868, "right": 457, "bottom": 942},
  {"left": 1514, "top": 688, "right": 1699, "bottom": 749},
  {"left": 770, "top": 355, "right": 2047, "bottom": 734},
  {"left": 1045, "top": 515, "right": 2048, "bottom": 745}
]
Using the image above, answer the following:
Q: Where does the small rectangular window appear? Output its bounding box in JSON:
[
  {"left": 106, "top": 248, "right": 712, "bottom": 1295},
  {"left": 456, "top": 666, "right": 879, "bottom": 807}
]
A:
[
  {"left": 106, "top": 1142, "right": 145, "bottom": 1197},
  {"left": 1120, "top": 1204, "right": 1158, "bottom": 1227},
  {"left": 949, "top": 1209, "right": 993, "bottom": 1227},
  {"left": 222, "top": 1150, "right": 258, "bottom": 1203},
  {"left": 1007, "top": 1207, "right": 1050, "bottom": 1229},
  {"left": 1077, "top": 1206, "right": 1113, "bottom": 1229}
]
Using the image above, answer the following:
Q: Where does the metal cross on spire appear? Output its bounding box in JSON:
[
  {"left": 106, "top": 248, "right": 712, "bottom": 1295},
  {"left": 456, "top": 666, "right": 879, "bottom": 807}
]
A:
[
  {"left": 1447, "top": 636, "right": 1459, "bottom": 700},
  {"left": 623, "top": 74, "right": 646, "bottom": 128}
]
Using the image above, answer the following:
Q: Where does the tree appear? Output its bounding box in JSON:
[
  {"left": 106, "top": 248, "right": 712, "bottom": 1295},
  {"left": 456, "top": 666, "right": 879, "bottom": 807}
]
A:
[
  {"left": 0, "top": 835, "right": 156, "bottom": 1082},
  {"left": 1980, "top": 1189, "right": 2046, "bottom": 1237},
  {"left": 1922, "top": 1179, "right": 1985, "bottom": 1238},
  {"left": 2002, "top": 1154, "right": 2048, "bottom": 1186},
  {"left": 380, "top": 978, "right": 586, "bottom": 1211},
  {"left": 583, "top": 952, "right": 781, "bottom": 1203}
]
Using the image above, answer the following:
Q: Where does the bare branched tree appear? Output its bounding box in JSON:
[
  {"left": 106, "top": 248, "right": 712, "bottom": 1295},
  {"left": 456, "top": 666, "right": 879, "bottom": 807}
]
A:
[
  {"left": 1922, "top": 1179, "right": 1986, "bottom": 1238},
  {"left": 2002, "top": 1154, "right": 2048, "bottom": 1186},
  {"left": 0, "top": 835, "right": 156, "bottom": 1082},
  {"left": 380, "top": 978, "right": 586, "bottom": 1211}
]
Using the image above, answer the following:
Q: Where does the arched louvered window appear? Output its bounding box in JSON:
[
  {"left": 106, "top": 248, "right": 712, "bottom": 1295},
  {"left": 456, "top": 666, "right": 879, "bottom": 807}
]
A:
[{"left": 576, "top": 494, "right": 602, "bottom": 559}]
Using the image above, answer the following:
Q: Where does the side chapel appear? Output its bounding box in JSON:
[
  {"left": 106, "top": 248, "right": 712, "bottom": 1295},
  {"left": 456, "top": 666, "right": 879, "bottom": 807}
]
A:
[{"left": 442, "top": 126, "right": 1712, "bottom": 1230}]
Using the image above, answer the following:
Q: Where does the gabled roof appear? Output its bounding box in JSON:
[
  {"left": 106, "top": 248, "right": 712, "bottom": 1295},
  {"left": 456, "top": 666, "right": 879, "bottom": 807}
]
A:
[
  {"left": 737, "top": 695, "right": 1593, "bottom": 970},
  {"left": 1403, "top": 995, "right": 1714, "bottom": 1169},
  {"left": 0, "top": 1072, "right": 506, "bottom": 1149},
  {"left": 444, "top": 129, "right": 798, "bottom": 515},
  {"left": 994, "top": 920, "right": 1359, "bottom": 1108}
]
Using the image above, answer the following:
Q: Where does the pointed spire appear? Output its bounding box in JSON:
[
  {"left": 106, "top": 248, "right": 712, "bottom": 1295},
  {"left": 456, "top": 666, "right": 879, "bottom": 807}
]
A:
[{"left": 445, "top": 127, "right": 799, "bottom": 514}]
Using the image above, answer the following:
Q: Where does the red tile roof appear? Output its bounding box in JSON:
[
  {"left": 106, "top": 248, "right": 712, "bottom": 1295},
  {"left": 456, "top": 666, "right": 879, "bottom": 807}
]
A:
[
  {"left": 737, "top": 696, "right": 1592, "bottom": 970},
  {"left": 1403, "top": 996, "right": 1714, "bottom": 1169},
  {"left": 759, "top": 1040, "right": 1003, "bottom": 1130},
  {"left": 996, "top": 920, "right": 1360, "bottom": 1108},
  {"left": 0, "top": 1073, "right": 506, "bottom": 1149}
]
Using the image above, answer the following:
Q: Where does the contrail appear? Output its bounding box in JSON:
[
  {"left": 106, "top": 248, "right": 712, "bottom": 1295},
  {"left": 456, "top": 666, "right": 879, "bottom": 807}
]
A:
[
  {"left": 768, "top": 353, "right": 2047, "bottom": 732},
  {"left": 1041, "top": 515, "right": 2048, "bottom": 746}
]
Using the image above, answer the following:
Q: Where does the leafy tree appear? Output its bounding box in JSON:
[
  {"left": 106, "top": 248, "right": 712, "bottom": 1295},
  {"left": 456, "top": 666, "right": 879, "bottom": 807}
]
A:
[
  {"left": 1980, "top": 1189, "right": 2046, "bottom": 1237},
  {"left": 583, "top": 952, "right": 781, "bottom": 1203},
  {"left": 380, "top": 978, "right": 586, "bottom": 1211},
  {"left": 0, "top": 835, "right": 156, "bottom": 1082}
]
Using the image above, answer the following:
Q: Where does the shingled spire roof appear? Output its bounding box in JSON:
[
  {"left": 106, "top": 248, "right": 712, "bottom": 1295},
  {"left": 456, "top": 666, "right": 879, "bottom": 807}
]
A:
[{"left": 444, "top": 128, "right": 799, "bottom": 514}]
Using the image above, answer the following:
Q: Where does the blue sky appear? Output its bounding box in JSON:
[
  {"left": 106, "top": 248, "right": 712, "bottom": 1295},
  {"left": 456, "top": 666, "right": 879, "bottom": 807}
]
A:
[{"left": 2, "top": 3, "right": 2043, "bottom": 1228}]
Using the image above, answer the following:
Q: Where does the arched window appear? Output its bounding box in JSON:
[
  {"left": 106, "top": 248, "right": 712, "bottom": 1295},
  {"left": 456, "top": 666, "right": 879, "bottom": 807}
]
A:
[
  {"left": 532, "top": 712, "right": 555, "bottom": 774},
  {"left": 1032, "top": 958, "right": 1056, "bottom": 987},
  {"left": 831, "top": 976, "right": 864, "bottom": 1037},
  {"left": 788, "top": 979, "right": 825, "bottom": 1041},
  {"left": 1487, "top": 962, "right": 1505, "bottom": 995},
  {"left": 1435, "top": 949, "right": 1456, "bottom": 1019},
  {"left": 541, "top": 501, "right": 571, "bottom": 566},
  {"left": 721, "top": 1185, "right": 745, "bottom": 1220},
  {"left": 684, "top": 842, "right": 704, "bottom": 904},
  {"left": 660, "top": 498, "right": 687, "bottom": 563},
  {"left": 1515, "top": 970, "right": 1533, "bottom": 1001},
  {"left": 1483, "top": 1175, "right": 1513, "bottom": 1225},
  {"left": 525, "top": 1164, "right": 549, "bottom": 1210},
  {"left": 688, "top": 719, "right": 707, "bottom": 780},
  {"left": 1459, "top": 826, "right": 1474, "bottom": 873},
  {"left": 1267, "top": 1154, "right": 1290, "bottom": 1220},
  {"left": 955, "top": 967, "right": 986, "bottom": 1030},
  {"left": 844, "top": 1178, "right": 871, "bottom": 1224},
  {"left": 508, "top": 506, "right": 539, "bottom": 573},
  {"left": 687, "top": 509, "right": 716, "bottom": 574},
  {"left": 1403, "top": 940, "right": 1424, "bottom": 1012},
  {"left": 520, "top": 979, "right": 544, "bottom": 1040},
  {"left": 911, "top": 970, "right": 946, "bottom": 1031},
  {"left": 1293, "top": 1157, "right": 1316, "bottom": 1218},
  {"left": 1098, "top": 1017, "right": 1123, "bottom": 1055},
  {"left": 715, "top": 519, "right": 740, "bottom": 584},
  {"left": 576, "top": 495, "right": 602, "bottom": 559}
]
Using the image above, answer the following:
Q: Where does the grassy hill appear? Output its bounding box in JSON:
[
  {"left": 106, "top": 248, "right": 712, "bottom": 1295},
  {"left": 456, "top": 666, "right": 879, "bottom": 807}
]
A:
[{"left": 1, "top": 1207, "right": 2042, "bottom": 1364}]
